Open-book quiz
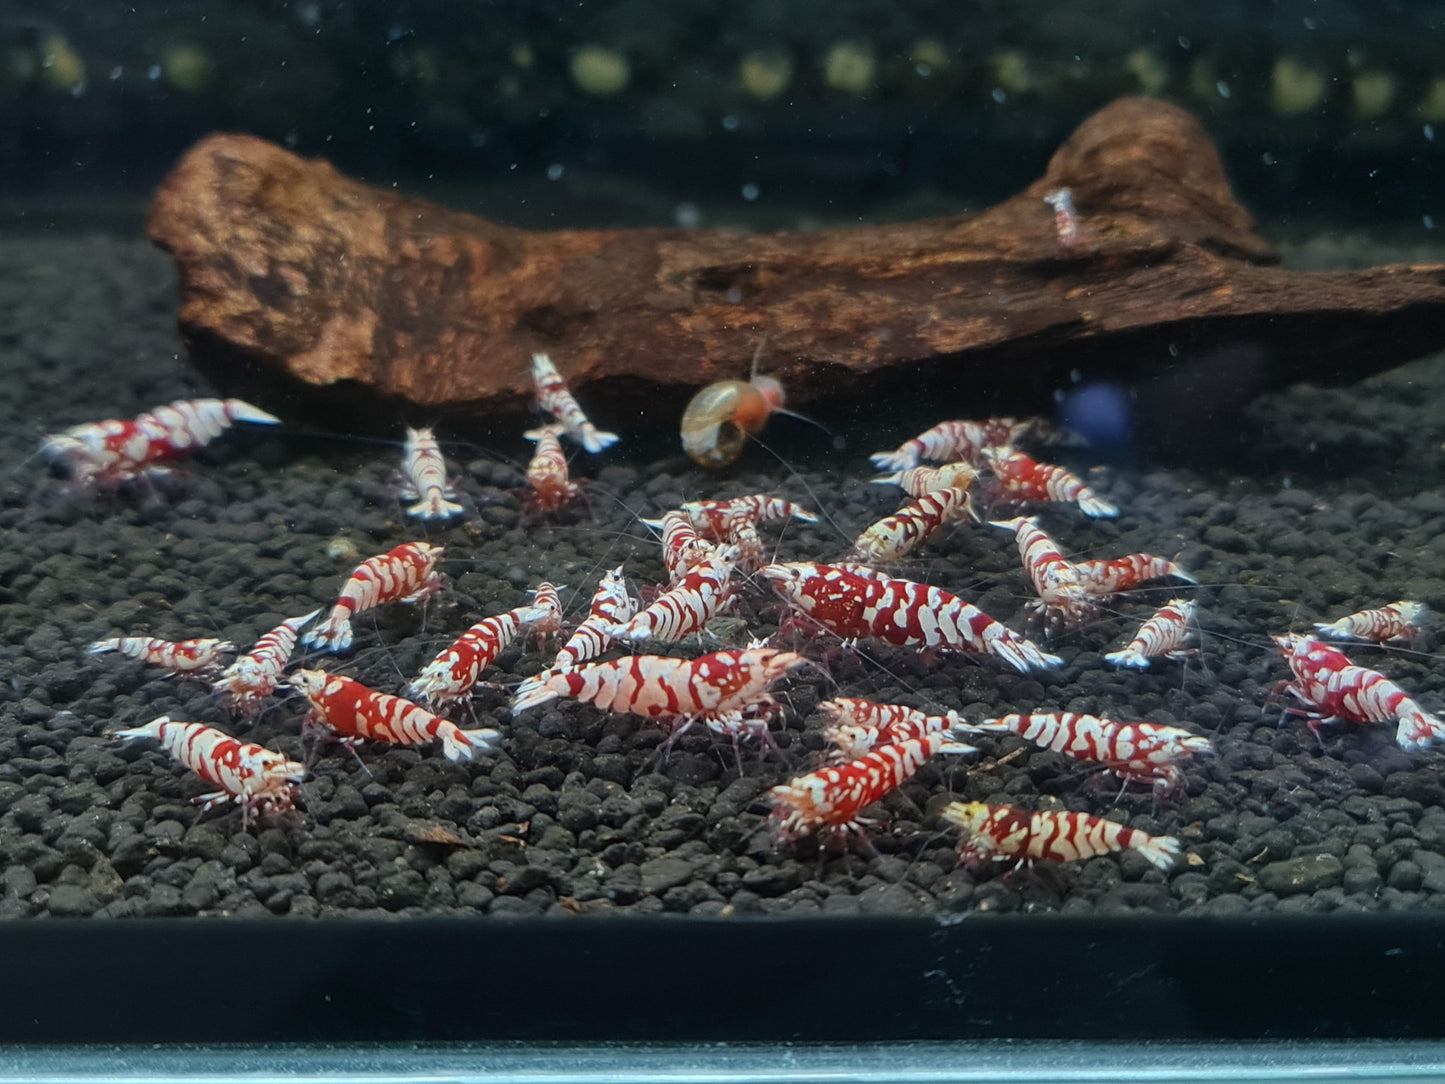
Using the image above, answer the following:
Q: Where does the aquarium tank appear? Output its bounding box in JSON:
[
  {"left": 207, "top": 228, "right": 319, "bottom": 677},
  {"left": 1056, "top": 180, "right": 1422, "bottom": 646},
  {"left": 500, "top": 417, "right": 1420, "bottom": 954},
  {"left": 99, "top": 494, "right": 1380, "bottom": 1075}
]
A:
[{"left": 3, "top": 1, "right": 1445, "bottom": 1080}]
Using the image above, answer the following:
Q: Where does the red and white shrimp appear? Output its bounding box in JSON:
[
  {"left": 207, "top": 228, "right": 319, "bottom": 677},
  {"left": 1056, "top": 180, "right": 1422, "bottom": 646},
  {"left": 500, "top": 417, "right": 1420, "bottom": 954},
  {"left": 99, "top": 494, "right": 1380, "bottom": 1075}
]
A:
[
  {"left": 990, "top": 516, "right": 1092, "bottom": 623},
  {"left": 819, "top": 697, "right": 978, "bottom": 760},
  {"left": 642, "top": 510, "right": 715, "bottom": 583},
  {"left": 677, "top": 494, "right": 818, "bottom": 571},
  {"left": 871, "top": 461, "right": 978, "bottom": 498},
  {"left": 769, "top": 730, "right": 957, "bottom": 844},
  {"left": 678, "top": 495, "right": 819, "bottom": 539},
  {"left": 1105, "top": 600, "right": 1197, "bottom": 669},
  {"left": 511, "top": 647, "right": 808, "bottom": 724},
  {"left": 868, "top": 418, "right": 1024, "bottom": 473},
  {"left": 554, "top": 566, "right": 636, "bottom": 672},
  {"left": 1314, "top": 601, "right": 1428, "bottom": 646},
  {"left": 41, "top": 398, "right": 279, "bottom": 486},
  {"left": 1043, "top": 187, "right": 1081, "bottom": 251},
  {"left": 982, "top": 448, "right": 1117, "bottom": 518},
  {"left": 1272, "top": 633, "right": 1445, "bottom": 750},
  {"left": 761, "top": 561, "right": 1061, "bottom": 672},
  {"left": 213, "top": 610, "right": 320, "bottom": 713},
  {"left": 606, "top": 548, "right": 737, "bottom": 643},
  {"left": 975, "top": 711, "right": 1212, "bottom": 797},
  {"left": 305, "top": 541, "right": 446, "bottom": 653},
  {"left": 409, "top": 605, "right": 543, "bottom": 707},
  {"left": 1074, "top": 553, "right": 1196, "bottom": 596},
  {"left": 849, "top": 485, "right": 975, "bottom": 565},
  {"left": 527, "top": 580, "right": 566, "bottom": 648},
  {"left": 113, "top": 716, "right": 304, "bottom": 824},
  {"left": 943, "top": 801, "right": 1180, "bottom": 870},
  {"left": 400, "top": 426, "right": 463, "bottom": 520},
  {"left": 289, "top": 670, "right": 500, "bottom": 761},
  {"left": 524, "top": 424, "right": 583, "bottom": 512},
  {"left": 88, "top": 635, "right": 236, "bottom": 675},
  {"left": 532, "top": 352, "right": 619, "bottom": 453}
]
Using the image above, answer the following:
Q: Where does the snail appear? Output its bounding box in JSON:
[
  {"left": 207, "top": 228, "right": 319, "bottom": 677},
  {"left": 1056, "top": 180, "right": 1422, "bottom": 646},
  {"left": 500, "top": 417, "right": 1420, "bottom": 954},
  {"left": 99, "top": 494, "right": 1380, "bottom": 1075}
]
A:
[
  {"left": 680, "top": 340, "right": 791, "bottom": 468},
  {"left": 680, "top": 375, "right": 786, "bottom": 468}
]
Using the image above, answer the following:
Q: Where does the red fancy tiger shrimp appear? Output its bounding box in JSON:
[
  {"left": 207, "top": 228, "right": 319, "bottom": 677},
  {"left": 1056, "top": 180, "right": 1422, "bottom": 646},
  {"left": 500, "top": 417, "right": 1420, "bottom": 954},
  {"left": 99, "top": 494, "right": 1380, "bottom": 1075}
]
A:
[
  {"left": 990, "top": 516, "right": 1092, "bottom": 624},
  {"left": 1074, "top": 553, "right": 1196, "bottom": 596},
  {"left": 871, "top": 461, "right": 978, "bottom": 498},
  {"left": 531, "top": 352, "right": 619, "bottom": 453},
  {"left": 868, "top": 417, "right": 1024, "bottom": 473},
  {"left": 41, "top": 397, "right": 279, "bottom": 486},
  {"left": 606, "top": 546, "right": 738, "bottom": 644},
  {"left": 408, "top": 604, "right": 544, "bottom": 708},
  {"left": 769, "top": 730, "right": 962, "bottom": 845},
  {"left": 304, "top": 540, "right": 445, "bottom": 653},
  {"left": 982, "top": 447, "right": 1118, "bottom": 519},
  {"left": 88, "top": 635, "right": 236, "bottom": 675},
  {"left": 400, "top": 426, "right": 463, "bottom": 520},
  {"left": 113, "top": 716, "right": 305, "bottom": 825},
  {"left": 1313, "top": 601, "right": 1428, "bottom": 646},
  {"left": 1105, "top": 599, "right": 1197, "bottom": 669},
  {"left": 511, "top": 647, "right": 809, "bottom": 727},
  {"left": 943, "top": 801, "right": 1180, "bottom": 871},
  {"left": 213, "top": 610, "right": 320, "bottom": 713},
  {"left": 761, "top": 561, "right": 1061, "bottom": 673},
  {"left": 553, "top": 566, "right": 636, "bottom": 673},
  {"left": 288, "top": 670, "right": 501, "bottom": 761},
  {"left": 818, "top": 696, "right": 978, "bottom": 760},
  {"left": 975, "top": 712, "right": 1212, "bottom": 797},
  {"left": 850, "top": 485, "right": 975, "bottom": 565},
  {"left": 523, "top": 424, "right": 582, "bottom": 512},
  {"left": 1272, "top": 633, "right": 1445, "bottom": 750}
]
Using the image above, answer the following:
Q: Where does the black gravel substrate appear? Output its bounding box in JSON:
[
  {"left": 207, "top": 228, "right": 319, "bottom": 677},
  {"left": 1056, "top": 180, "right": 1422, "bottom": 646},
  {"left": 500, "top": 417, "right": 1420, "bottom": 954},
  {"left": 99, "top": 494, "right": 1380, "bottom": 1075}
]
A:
[{"left": 4, "top": 231, "right": 1445, "bottom": 924}]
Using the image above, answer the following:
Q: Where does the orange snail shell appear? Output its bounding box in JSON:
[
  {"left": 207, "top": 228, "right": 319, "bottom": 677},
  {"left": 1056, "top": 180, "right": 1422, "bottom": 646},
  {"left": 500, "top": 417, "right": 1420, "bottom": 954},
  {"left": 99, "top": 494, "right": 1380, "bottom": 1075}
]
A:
[{"left": 680, "top": 377, "right": 784, "bottom": 468}]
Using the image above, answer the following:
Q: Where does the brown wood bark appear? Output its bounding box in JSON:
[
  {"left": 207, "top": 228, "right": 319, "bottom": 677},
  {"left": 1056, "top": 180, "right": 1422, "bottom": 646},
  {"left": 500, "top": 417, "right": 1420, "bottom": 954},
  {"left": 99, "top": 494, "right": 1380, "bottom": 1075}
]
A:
[{"left": 147, "top": 96, "right": 1445, "bottom": 427}]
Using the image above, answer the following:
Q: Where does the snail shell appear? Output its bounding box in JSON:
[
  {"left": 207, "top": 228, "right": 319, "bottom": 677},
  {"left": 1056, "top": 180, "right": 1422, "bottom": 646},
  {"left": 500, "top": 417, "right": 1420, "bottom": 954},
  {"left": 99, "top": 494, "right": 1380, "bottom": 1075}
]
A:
[{"left": 680, "top": 378, "right": 783, "bottom": 468}]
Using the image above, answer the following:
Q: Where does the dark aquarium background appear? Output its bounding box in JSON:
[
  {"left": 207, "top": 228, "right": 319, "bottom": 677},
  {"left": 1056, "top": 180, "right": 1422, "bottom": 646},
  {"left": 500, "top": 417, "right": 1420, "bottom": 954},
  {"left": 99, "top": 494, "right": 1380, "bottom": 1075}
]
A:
[{"left": 4, "top": 0, "right": 1445, "bottom": 231}]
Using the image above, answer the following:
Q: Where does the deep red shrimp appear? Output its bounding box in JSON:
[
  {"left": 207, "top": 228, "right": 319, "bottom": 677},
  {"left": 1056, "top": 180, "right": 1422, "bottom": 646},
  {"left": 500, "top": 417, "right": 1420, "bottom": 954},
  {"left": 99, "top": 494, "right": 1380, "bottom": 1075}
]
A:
[
  {"left": 1074, "top": 553, "right": 1196, "bottom": 597},
  {"left": 870, "top": 461, "right": 978, "bottom": 498},
  {"left": 849, "top": 485, "right": 974, "bottom": 565},
  {"left": 554, "top": 566, "right": 635, "bottom": 672},
  {"left": 639, "top": 510, "right": 713, "bottom": 584},
  {"left": 868, "top": 418, "right": 1024, "bottom": 473},
  {"left": 607, "top": 547, "right": 737, "bottom": 644},
  {"left": 1105, "top": 600, "right": 1197, "bottom": 669},
  {"left": 88, "top": 635, "right": 236, "bottom": 674},
  {"left": 983, "top": 447, "right": 1118, "bottom": 518},
  {"left": 943, "top": 801, "right": 1180, "bottom": 870},
  {"left": 819, "top": 697, "right": 978, "bottom": 760},
  {"left": 531, "top": 352, "right": 619, "bottom": 453},
  {"left": 989, "top": 516, "right": 1092, "bottom": 623},
  {"left": 40, "top": 398, "right": 279, "bottom": 485},
  {"left": 1313, "top": 601, "right": 1428, "bottom": 645},
  {"left": 1273, "top": 633, "right": 1445, "bottom": 750},
  {"left": 288, "top": 670, "right": 500, "bottom": 761},
  {"left": 400, "top": 426, "right": 463, "bottom": 520},
  {"left": 975, "top": 712, "right": 1212, "bottom": 796},
  {"left": 760, "top": 561, "right": 1061, "bottom": 673},
  {"left": 304, "top": 541, "right": 446, "bottom": 653},
  {"left": 112, "top": 716, "right": 304, "bottom": 824},
  {"left": 677, "top": 495, "right": 820, "bottom": 540},
  {"left": 510, "top": 647, "right": 808, "bottom": 721},
  {"left": 408, "top": 605, "right": 541, "bottom": 707},
  {"left": 769, "top": 730, "right": 957, "bottom": 844},
  {"left": 213, "top": 610, "right": 320, "bottom": 712},
  {"left": 523, "top": 424, "right": 583, "bottom": 512}
]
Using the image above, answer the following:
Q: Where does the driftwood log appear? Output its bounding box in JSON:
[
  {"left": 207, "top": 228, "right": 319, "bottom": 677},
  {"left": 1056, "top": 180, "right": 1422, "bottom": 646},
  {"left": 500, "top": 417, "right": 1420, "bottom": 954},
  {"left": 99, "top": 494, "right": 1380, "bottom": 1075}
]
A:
[{"left": 148, "top": 97, "right": 1445, "bottom": 438}]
